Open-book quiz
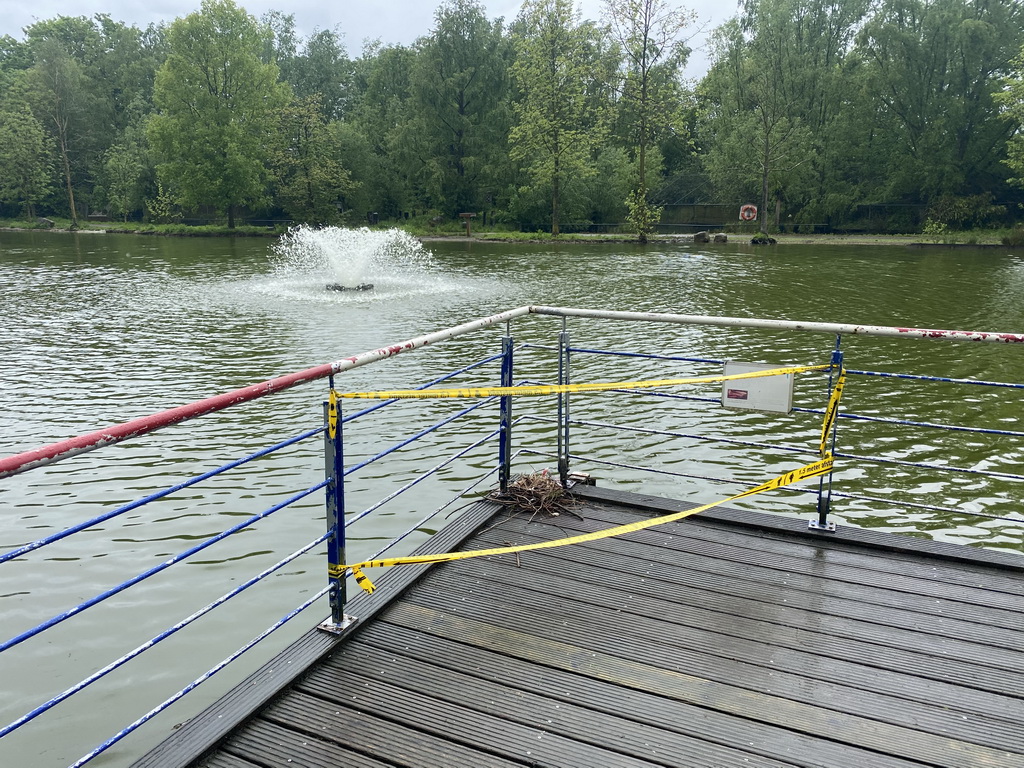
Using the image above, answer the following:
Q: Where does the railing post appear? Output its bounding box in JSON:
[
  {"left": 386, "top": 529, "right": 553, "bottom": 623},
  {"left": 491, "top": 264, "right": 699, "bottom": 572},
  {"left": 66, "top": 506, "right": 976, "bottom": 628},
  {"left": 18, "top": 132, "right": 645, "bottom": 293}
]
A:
[
  {"left": 320, "top": 386, "right": 354, "bottom": 633},
  {"left": 498, "top": 332, "right": 514, "bottom": 494},
  {"left": 557, "top": 324, "right": 571, "bottom": 487},
  {"left": 810, "top": 336, "right": 843, "bottom": 532}
]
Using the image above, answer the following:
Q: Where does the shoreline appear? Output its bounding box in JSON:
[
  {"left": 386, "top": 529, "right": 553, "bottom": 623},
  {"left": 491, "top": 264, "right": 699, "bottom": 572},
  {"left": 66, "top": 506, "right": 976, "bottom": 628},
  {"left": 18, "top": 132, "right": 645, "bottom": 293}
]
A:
[{"left": 0, "top": 225, "right": 1010, "bottom": 247}]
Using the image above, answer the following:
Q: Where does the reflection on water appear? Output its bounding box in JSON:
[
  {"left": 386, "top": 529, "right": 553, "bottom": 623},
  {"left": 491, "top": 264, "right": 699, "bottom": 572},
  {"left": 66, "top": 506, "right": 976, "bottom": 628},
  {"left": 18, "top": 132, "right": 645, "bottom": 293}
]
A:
[{"left": 1, "top": 230, "right": 1024, "bottom": 767}]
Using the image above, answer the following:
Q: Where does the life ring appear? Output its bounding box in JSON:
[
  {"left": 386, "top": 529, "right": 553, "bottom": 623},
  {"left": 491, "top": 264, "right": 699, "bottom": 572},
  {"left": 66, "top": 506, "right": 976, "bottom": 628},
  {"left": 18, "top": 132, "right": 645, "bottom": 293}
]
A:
[{"left": 739, "top": 204, "right": 758, "bottom": 222}]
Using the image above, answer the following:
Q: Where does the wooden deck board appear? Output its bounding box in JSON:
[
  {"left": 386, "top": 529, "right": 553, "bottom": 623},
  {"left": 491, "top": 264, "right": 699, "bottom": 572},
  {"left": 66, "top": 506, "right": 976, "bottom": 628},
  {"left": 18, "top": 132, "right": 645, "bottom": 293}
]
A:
[
  {"left": 131, "top": 487, "right": 1024, "bottom": 768},
  {"left": 306, "top": 647, "right": 800, "bottom": 768},
  {"left": 353, "top": 621, "right": 927, "bottom": 768},
  {"left": 421, "top": 554, "right": 1023, "bottom": 724},
  {"left": 401, "top": 571, "right": 1023, "bottom": 751},
  {"left": 221, "top": 720, "right": 398, "bottom": 768},
  {"left": 472, "top": 515, "right": 1024, "bottom": 656}
]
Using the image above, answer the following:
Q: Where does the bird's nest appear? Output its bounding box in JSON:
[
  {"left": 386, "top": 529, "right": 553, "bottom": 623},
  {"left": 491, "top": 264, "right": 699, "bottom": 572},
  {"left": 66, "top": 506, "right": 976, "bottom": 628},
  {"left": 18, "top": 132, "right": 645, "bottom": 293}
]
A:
[{"left": 488, "top": 470, "right": 582, "bottom": 520}]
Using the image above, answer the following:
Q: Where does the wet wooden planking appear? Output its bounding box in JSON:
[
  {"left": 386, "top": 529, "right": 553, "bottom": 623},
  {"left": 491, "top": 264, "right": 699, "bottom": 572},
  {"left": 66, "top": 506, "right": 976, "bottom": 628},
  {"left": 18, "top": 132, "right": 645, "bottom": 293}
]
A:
[{"left": 135, "top": 486, "right": 1024, "bottom": 768}]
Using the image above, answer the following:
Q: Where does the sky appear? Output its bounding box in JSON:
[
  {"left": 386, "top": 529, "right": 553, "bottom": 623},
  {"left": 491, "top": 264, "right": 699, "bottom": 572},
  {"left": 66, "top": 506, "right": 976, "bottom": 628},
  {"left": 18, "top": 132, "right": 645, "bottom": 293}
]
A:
[{"left": 0, "top": 0, "right": 729, "bottom": 78}]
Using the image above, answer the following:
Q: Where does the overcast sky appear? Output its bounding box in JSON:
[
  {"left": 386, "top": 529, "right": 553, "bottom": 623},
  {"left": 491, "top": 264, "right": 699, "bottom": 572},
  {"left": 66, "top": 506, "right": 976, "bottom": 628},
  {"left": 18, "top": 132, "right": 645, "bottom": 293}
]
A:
[{"left": 1, "top": 0, "right": 730, "bottom": 77}]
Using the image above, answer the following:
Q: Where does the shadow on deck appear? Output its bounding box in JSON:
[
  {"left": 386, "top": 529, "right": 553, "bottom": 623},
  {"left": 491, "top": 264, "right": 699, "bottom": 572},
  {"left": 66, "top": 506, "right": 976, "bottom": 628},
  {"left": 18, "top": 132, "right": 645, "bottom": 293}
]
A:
[{"left": 134, "top": 486, "right": 1024, "bottom": 768}]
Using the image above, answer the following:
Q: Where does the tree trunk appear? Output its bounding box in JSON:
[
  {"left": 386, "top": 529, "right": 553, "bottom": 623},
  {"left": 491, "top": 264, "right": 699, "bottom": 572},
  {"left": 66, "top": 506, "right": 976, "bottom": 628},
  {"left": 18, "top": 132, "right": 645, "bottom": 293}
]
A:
[
  {"left": 59, "top": 135, "right": 78, "bottom": 229},
  {"left": 760, "top": 140, "right": 770, "bottom": 236},
  {"left": 552, "top": 148, "right": 560, "bottom": 237},
  {"left": 227, "top": 205, "right": 235, "bottom": 229},
  {"left": 637, "top": 135, "right": 648, "bottom": 245}
]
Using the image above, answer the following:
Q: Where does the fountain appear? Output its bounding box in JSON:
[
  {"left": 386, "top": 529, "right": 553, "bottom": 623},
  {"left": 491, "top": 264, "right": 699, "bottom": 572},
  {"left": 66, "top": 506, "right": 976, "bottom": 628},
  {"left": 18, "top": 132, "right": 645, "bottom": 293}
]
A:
[{"left": 269, "top": 226, "right": 435, "bottom": 297}]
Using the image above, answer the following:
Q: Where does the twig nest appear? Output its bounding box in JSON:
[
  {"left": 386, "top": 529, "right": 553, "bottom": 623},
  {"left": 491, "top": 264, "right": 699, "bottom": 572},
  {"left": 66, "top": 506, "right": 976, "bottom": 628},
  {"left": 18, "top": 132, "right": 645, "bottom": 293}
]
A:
[{"left": 489, "top": 471, "right": 580, "bottom": 518}]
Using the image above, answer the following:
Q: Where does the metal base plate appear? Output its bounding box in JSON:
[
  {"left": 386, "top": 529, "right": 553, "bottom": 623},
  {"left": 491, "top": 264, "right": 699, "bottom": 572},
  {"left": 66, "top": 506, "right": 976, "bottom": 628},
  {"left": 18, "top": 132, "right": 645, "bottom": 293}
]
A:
[
  {"left": 318, "top": 614, "right": 356, "bottom": 635},
  {"left": 808, "top": 519, "right": 837, "bottom": 532}
]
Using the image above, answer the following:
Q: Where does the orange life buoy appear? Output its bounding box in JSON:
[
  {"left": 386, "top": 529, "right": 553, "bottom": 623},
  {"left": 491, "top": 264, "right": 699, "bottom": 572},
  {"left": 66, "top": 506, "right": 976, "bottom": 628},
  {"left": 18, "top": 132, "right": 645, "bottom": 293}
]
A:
[{"left": 739, "top": 204, "right": 758, "bottom": 222}]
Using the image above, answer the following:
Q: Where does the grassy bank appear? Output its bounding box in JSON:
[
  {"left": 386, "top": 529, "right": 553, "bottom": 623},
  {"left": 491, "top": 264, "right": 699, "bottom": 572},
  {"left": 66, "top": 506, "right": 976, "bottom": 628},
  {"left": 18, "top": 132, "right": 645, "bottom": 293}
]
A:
[
  {"left": 2, "top": 217, "right": 1018, "bottom": 246},
  {"left": 0, "top": 218, "right": 285, "bottom": 236}
]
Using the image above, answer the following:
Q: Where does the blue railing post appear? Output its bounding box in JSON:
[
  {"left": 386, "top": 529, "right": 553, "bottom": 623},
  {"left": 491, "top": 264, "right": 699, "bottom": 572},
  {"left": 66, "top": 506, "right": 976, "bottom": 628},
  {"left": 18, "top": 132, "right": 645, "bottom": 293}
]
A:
[
  {"left": 321, "top": 386, "right": 354, "bottom": 633},
  {"left": 557, "top": 324, "right": 571, "bottom": 487},
  {"left": 498, "top": 332, "right": 514, "bottom": 494},
  {"left": 811, "top": 336, "right": 843, "bottom": 532}
]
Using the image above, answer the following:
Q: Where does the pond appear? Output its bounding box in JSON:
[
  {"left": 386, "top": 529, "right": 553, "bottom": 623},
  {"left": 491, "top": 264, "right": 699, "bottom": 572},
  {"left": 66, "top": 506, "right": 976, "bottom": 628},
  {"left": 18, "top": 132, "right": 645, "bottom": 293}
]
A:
[{"left": 2, "top": 228, "right": 1023, "bottom": 767}]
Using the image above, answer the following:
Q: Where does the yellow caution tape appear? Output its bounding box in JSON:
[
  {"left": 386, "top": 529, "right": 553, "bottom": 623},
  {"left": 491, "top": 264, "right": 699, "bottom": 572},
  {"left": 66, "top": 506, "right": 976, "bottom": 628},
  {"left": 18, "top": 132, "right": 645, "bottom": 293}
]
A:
[
  {"left": 336, "top": 364, "right": 829, "bottom": 401},
  {"left": 818, "top": 369, "right": 846, "bottom": 456},
  {"left": 332, "top": 454, "right": 834, "bottom": 594},
  {"left": 327, "top": 389, "right": 339, "bottom": 439}
]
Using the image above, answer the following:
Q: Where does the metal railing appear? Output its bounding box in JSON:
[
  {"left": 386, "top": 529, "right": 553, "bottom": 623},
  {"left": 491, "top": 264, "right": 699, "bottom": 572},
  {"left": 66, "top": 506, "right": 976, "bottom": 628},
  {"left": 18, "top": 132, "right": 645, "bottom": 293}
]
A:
[{"left": 2, "top": 306, "right": 1023, "bottom": 767}]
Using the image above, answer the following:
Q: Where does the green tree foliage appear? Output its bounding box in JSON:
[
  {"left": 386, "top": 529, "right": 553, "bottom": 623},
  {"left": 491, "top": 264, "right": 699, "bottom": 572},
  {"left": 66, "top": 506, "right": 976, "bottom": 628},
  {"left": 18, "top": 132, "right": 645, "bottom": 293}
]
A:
[
  {"left": 148, "top": 0, "right": 289, "bottom": 227},
  {"left": 510, "top": 0, "right": 614, "bottom": 235},
  {"left": 271, "top": 95, "right": 355, "bottom": 223},
  {"left": 265, "top": 12, "right": 352, "bottom": 120},
  {"left": 347, "top": 43, "right": 417, "bottom": 218},
  {"left": 23, "top": 37, "right": 93, "bottom": 227},
  {"left": 407, "top": 0, "right": 512, "bottom": 216},
  {"left": 700, "top": 0, "right": 868, "bottom": 232},
  {"left": 857, "top": 0, "right": 1024, "bottom": 203},
  {"left": 999, "top": 48, "right": 1024, "bottom": 190},
  {"left": 17, "top": 16, "right": 164, "bottom": 223},
  {"left": 604, "top": 0, "right": 694, "bottom": 241},
  {"left": 3, "top": 1, "right": 1024, "bottom": 234},
  {"left": 700, "top": 19, "right": 810, "bottom": 233},
  {"left": 0, "top": 102, "right": 53, "bottom": 218}
]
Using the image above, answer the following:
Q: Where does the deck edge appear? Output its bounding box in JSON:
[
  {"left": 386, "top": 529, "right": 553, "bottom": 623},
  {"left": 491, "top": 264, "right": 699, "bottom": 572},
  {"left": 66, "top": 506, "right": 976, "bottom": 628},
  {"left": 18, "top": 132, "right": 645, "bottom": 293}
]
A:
[
  {"left": 129, "top": 499, "right": 503, "bottom": 768},
  {"left": 573, "top": 485, "right": 1024, "bottom": 571}
]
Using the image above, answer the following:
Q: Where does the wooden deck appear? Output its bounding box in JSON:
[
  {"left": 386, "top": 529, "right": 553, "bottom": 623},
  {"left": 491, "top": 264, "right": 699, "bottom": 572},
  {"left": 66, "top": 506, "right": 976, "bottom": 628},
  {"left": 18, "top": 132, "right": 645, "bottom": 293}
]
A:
[{"left": 134, "top": 485, "right": 1024, "bottom": 768}]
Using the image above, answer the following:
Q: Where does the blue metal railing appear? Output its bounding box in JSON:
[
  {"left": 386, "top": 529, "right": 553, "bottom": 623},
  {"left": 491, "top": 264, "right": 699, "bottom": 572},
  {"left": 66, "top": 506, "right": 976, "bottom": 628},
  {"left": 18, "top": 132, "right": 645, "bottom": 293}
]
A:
[
  {"left": 0, "top": 332, "right": 514, "bottom": 766},
  {"left": 3, "top": 306, "right": 1023, "bottom": 768}
]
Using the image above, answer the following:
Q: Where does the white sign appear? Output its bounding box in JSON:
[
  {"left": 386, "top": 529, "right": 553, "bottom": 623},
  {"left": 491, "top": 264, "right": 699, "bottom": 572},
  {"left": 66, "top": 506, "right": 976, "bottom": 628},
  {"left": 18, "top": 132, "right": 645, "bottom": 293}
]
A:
[{"left": 721, "top": 361, "right": 794, "bottom": 413}]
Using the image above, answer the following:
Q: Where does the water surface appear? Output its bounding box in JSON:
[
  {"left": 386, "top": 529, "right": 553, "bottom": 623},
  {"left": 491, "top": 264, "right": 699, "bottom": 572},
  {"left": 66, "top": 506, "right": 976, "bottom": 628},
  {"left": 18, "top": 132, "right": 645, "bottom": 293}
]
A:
[{"left": 2, "top": 230, "right": 1023, "bottom": 767}]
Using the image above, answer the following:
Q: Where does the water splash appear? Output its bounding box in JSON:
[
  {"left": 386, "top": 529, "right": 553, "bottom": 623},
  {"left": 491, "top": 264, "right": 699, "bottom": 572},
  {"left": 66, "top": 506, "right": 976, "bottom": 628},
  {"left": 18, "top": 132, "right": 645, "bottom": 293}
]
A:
[{"left": 269, "top": 226, "right": 436, "bottom": 295}]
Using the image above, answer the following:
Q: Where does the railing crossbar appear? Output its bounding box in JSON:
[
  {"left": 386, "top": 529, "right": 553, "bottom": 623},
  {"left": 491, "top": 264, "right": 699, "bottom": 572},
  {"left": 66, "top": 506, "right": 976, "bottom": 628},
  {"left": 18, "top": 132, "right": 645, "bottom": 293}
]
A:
[
  {"left": 848, "top": 368, "right": 1024, "bottom": 389},
  {"left": 366, "top": 461, "right": 506, "bottom": 562},
  {"left": 0, "top": 481, "right": 326, "bottom": 654},
  {"left": 68, "top": 584, "right": 332, "bottom": 768},
  {"left": 343, "top": 398, "right": 496, "bottom": 478},
  {"left": 569, "top": 347, "right": 725, "bottom": 365},
  {"left": 536, "top": 415, "right": 1024, "bottom": 483},
  {"left": 0, "top": 426, "right": 324, "bottom": 566},
  {"left": 558, "top": 452, "right": 1023, "bottom": 522},
  {"left": 521, "top": 414, "right": 812, "bottom": 456},
  {"left": 0, "top": 532, "right": 329, "bottom": 739},
  {"left": 341, "top": 351, "right": 505, "bottom": 426},
  {"left": 834, "top": 451, "right": 1024, "bottom": 482},
  {"left": 345, "top": 427, "right": 500, "bottom": 529}
]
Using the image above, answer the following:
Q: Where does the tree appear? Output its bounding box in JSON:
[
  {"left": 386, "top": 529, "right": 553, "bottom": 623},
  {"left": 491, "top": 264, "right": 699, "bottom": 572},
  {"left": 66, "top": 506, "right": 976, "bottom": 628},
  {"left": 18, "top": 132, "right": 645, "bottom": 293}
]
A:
[
  {"left": 347, "top": 42, "right": 417, "bottom": 217},
  {"left": 293, "top": 29, "right": 353, "bottom": 121},
  {"left": 23, "top": 38, "right": 92, "bottom": 227},
  {"left": 19, "top": 15, "right": 166, "bottom": 223},
  {"left": 700, "top": 8, "right": 838, "bottom": 233},
  {"left": 271, "top": 95, "right": 354, "bottom": 223},
  {"left": 510, "top": 0, "right": 614, "bottom": 235},
  {"left": 0, "top": 102, "right": 52, "bottom": 218},
  {"left": 604, "top": 0, "right": 695, "bottom": 241},
  {"left": 148, "top": 0, "right": 289, "bottom": 227},
  {"left": 999, "top": 48, "right": 1024, "bottom": 189},
  {"left": 857, "top": 0, "right": 1024, "bottom": 204},
  {"left": 406, "top": 0, "right": 512, "bottom": 216}
]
